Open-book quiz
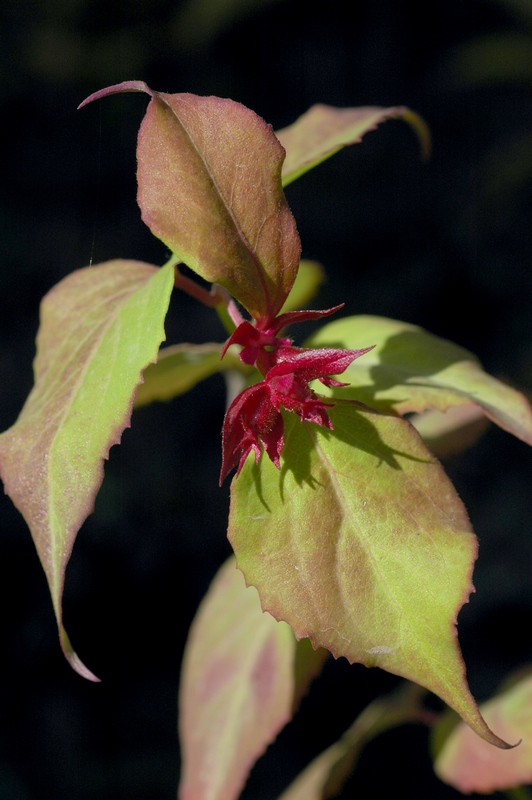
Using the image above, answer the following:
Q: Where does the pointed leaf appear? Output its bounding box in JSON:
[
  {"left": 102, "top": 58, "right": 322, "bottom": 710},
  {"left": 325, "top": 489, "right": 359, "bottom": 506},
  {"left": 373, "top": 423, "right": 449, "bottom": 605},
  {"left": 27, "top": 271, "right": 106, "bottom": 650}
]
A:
[
  {"left": 80, "top": 82, "right": 301, "bottom": 323},
  {"left": 179, "top": 556, "right": 296, "bottom": 800},
  {"left": 134, "top": 343, "right": 244, "bottom": 408},
  {"left": 228, "top": 402, "right": 511, "bottom": 747},
  {"left": 278, "top": 683, "right": 428, "bottom": 800},
  {"left": 0, "top": 260, "right": 175, "bottom": 679},
  {"left": 435, "top": 674, "right": 532, "bottom": 793},
  {"left": 307, "top": 315, "right": 532, "bottom": 446},
  {"left": 277, "top": 105, "right": 430, "bottom": 187}
]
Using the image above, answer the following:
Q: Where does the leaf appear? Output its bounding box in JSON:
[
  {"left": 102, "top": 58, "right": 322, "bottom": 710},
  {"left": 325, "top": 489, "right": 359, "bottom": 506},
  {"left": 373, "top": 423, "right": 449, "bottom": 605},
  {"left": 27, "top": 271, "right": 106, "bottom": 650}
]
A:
[
  {"left": 0, "top": 260, "right": 175, "bottom": 679},
  {"left": 306, "top": 315, "right": 532, "bottom": 446},
  {"left": 80, "top": 82, "right": 301, "bottom": 324},
  {"left": 279, "top": 260, "right": 325, "bottom": 315},
  {"left": 278, "top": 683, "right": 428, "bottom": 800},
  {"left": 134, "top": 343, "right": 244, "bottom": 408},
  {"left": 276, "top": 105, "right": 430, "bottom": 187},
  {"left": 178, "top": 556, "right": 297, "bottom": 800},
  {"left": 434, "top": 674, "right": 532, "bottom": 793},
  {"left": 228, "top": 402, "right": 511, "bottom": 748}
]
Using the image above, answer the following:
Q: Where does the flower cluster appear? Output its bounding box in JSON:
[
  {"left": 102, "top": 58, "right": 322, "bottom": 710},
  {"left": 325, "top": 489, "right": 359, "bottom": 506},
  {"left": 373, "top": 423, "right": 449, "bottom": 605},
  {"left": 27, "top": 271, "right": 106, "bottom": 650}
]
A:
[{"left": 219, "top": 307, "right": 373, "bottom": 483}]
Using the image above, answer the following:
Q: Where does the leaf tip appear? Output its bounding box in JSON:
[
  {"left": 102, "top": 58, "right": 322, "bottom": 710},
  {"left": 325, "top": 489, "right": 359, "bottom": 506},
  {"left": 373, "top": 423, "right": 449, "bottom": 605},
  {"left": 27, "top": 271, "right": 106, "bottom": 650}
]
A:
[
  {"left": 60, "top": 626, "right": 100, "bottom": 683},
  {"left": 78, "top": 80, "right": 152, "bottom": 111}
]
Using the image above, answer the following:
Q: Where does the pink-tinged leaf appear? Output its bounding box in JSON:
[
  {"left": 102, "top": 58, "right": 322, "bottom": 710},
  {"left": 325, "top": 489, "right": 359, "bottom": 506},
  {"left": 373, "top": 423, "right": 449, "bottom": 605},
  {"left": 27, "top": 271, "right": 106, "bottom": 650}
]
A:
[
  {"left": 133, "top": 342, "right": 245, "bottom": 408},
  {"left": 228, "top": 403, "right": 512, "bottom": 748},
  {"left": 307, "top": 315, "right": 532, "bottom": 446},
  {"left": 276, "top": 105, "right": 430, "bottom": 187},
  {"left": 0, "top": 260, "right": 175, "bottom": 679},
  {"left": 178, "top": 556, "right": 297, "bottom": 800},
  {"left": 435, "top": 674, "right": 532, "bottom": 793},
  {"left": 80, "top": 82, "right": 301, "bottom": 324},
  {"left": 278, "top": 683, "right": 429, "bottom": 800}
]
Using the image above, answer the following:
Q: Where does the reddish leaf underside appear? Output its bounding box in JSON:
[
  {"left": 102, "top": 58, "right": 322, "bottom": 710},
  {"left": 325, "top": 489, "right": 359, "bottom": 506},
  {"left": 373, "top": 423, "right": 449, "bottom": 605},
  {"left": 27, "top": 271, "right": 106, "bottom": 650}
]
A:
[
  {"left": 435, "top": 674, "right": 532, "bottom": 793},
  {"left": 276, "top": 104, "right": 430, "bottom": 187},
  {"left": 228, "top": 403, "right": 511, "bottom": 748},
  {"left": 0, "top": 260, "right": 175, "bottom": 679},
  {"left": 80, "top": 81, "right": 301, "bottom": 324},
  {"left": 179, "top": 557, "right": 296, "bottom": 800}
]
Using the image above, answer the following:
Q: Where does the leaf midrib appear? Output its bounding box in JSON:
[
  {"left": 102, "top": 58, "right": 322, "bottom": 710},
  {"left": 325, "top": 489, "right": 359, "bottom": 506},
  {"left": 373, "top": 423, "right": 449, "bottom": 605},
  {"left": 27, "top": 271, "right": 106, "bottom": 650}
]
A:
[{"left": 158, "top": 92, "right": 274, "bottom": 314}]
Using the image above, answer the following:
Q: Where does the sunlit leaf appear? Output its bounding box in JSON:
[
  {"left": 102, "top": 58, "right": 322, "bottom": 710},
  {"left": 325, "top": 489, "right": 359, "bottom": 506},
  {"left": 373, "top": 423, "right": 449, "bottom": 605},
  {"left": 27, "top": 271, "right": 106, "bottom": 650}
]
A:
[
  {"left": 435, "top": 673, "right": 532, "bottom": 793},
  {"left": 278, "top": 683, "right": 428, "bottom": 800},
  {"left": 134, "top": 343, "right": 244, "bottom": 407},
  {"left": 277, "top": 105, "right": 430, "bottom": 187},
  {"left": 0, "top": 260, "right": 175, "bottom": 679},
  {"left": 80, "top": 82, "right": 301, "bottom": 324},
  {"left": 307, "top": 315, "right": 532, "bottom": 446},
  {"left": 228, "top": 402, "right": 511, "bottom": 747},
  {"left": 279, "top": 260, "right": 325, "bottom": 314},
  {"left": 179, "top": 556, "right": 296, "bottom": 800}
]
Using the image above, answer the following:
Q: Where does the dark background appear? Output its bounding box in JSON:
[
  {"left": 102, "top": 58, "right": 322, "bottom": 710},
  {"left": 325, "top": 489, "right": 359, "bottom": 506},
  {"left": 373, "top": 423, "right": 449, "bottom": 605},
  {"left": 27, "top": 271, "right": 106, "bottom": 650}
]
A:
[{"left": 1, "top": 0, "right": 532, "bottom": 797}]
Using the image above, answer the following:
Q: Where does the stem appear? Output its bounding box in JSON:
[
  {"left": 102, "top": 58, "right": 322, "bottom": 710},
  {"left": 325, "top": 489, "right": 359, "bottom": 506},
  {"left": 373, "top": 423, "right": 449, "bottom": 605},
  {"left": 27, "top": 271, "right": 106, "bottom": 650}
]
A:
[
  {"left": 174, "top": 268, "right": 221, "bottom": 308},
  {"left": 171, "top": 262, "right": 245, "bottom": 336}
]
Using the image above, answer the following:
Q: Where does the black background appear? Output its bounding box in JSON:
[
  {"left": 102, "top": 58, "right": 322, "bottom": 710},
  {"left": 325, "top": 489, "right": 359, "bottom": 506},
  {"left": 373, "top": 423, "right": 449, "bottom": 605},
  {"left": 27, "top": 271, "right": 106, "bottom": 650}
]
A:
[{"left": 1, "top": 0, "right": 532, "bottom": 797}]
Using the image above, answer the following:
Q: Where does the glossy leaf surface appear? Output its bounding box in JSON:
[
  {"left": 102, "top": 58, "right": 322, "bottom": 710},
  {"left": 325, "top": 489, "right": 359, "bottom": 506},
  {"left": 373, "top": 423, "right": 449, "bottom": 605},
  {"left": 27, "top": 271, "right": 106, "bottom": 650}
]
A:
[
  {"left": 0, "top": 260, "right": 175, "bottom": 679},
  {"left": 277, "top": 104, "right": 430, "bottom": 187},
  {"left": 435, "top": 674, "right": 532, "bottom": 793},
  {"left": 179, "top": 557, "right": 296, "bottom": 800},
  {"left": 228, "top": 402, "right": 509, "bottom": 747},
  {"left": 134, "top": 343, "right": 243, "bottom": 407},
  {"left": 307, "top": 315, "right": 532, "bottom": 445},
  {"left": 81, "top": 82, "right": 301, "bottom": 323}
]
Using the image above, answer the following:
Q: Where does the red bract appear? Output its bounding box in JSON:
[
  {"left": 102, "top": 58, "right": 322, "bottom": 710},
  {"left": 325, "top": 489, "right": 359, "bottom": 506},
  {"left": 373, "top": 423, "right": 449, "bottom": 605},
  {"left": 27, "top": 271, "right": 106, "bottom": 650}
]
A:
[
  {"left": 222, "top": 305, "right": 345, "bottom": 367},
  {"left": 220, "top": 337, "right": 374, "bottom": 483}
]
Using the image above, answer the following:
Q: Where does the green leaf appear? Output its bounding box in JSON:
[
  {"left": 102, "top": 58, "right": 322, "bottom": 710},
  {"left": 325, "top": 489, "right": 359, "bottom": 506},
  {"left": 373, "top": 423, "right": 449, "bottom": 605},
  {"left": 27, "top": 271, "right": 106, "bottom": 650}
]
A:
[
  {"left": 434, "top": 673, "right": 532, "bottom": 792},
  {"left": 228, "top": 402, "right": 511, "bottom": 748},
  {"left": 0, "top": 259, "right": 175, "bottom": 679},
  {"left": 279, "top": 260, "right": 325, "bottom": 314},
  {"left": 80, "top": 82, "right": 301, "bottom": 323},
  {"left": 134, "top": 342, "right": 244, "bottom": 407},
  {"left": 178, "top": 556, "right": 297, "bottom": 800},
  {"left": 277, "top": 105, "right": 430, "bottom": 187},
  {"left": 306, "top": 315, "right": 532, "bottom": 446},
  {"left": 278, "top": 683, "right": 428, "bottom": 800}
]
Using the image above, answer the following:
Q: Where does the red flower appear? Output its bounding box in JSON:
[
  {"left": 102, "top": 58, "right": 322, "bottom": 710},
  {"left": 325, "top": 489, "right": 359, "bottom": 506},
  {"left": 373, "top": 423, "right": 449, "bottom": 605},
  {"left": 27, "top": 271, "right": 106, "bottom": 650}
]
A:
[{"left": 220, "top": 340, "right": 373, "bottom": 484}]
